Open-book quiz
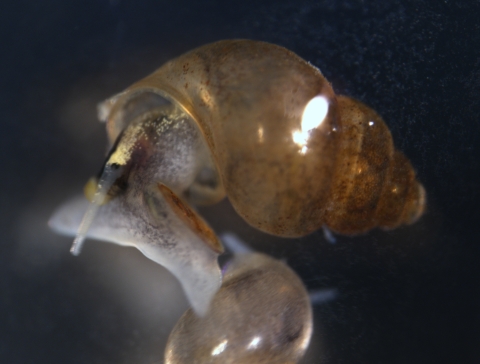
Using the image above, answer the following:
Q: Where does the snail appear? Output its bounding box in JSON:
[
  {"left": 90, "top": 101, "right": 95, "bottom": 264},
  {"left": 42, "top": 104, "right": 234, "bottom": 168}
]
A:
[
  {"left": 50, "top": 39, "right": 426, "bottom": 315},
  {"left": 164, "top": 252, "right": 313, "bottom": 364}
]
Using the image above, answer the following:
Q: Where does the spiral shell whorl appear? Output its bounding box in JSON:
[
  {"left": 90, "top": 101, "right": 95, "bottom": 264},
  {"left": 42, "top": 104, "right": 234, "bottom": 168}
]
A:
[
  {"left": 323, "top": 96, "right": 425, "bottom": 234},
  {"left": 105, "top": 39, "right": 426, "bottom": 237}
]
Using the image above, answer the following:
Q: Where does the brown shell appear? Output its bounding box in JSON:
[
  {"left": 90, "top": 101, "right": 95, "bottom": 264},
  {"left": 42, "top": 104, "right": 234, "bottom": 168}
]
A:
[
  {"left": 104, "top": 39, "right": 426, "bottom": 237},
  {"left": 322, "top": 95, "right": 426, "bottom": 234}
]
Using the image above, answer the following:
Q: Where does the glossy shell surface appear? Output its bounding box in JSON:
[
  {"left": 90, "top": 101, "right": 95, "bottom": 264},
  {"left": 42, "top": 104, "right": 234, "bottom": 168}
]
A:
[
  {"left": 165, "top": 253, "right": 313, "bottom": 364},
  {"left": 103, "top": 39, "right": 425, "bottom": 236}
]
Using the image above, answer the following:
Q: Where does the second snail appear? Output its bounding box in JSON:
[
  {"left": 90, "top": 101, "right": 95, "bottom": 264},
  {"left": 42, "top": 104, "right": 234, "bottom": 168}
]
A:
[{"left": 50, "top": 39, "right": 426, "bottom": 315}]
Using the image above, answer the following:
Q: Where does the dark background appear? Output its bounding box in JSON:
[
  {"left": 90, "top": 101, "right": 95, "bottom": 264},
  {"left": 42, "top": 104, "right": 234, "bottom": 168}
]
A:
[{"left": 1, "top": 0, "right": 479, "bottom": 363}]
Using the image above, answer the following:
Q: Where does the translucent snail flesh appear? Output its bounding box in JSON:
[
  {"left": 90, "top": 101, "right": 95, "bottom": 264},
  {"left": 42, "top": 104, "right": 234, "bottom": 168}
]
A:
[
  {"left": 50, "top": 39, "right": 426, "bottom": 315},
  {"left": 164, "top": 253, "right": 313, "bottom": 364}
]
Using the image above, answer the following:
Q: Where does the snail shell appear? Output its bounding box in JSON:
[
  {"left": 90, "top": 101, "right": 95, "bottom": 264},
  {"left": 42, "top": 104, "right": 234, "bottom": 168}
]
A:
[
  {"left": 101, "top": 39, "right": 426, "bottom": 237},
  {"left": 164, "top": 253, "right": 313, "bottom": 364},
  {"left": 50, "top": 39, "right": 426, "bottom": 315}
]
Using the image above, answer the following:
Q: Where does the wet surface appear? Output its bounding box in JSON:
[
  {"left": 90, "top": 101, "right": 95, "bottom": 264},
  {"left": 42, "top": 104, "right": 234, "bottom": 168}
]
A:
[{"left": 1, "top": 1, "right": 479, "bottom": 363}]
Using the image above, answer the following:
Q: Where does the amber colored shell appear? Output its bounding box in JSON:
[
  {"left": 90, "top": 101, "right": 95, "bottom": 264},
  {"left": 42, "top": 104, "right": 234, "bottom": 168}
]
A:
[
  {"left": 323, "top": 95, "right": 426, "bottom": 234},
  {"left": 105, "top": 39, "right": 425, "bottom": 237}
]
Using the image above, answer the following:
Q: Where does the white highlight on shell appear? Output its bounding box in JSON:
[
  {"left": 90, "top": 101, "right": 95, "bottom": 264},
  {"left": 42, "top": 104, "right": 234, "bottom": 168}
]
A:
[
  {"left": 301, "top": 95, "right": 329, "bottom": 131},
  {"left": 292, "top": 95, "right": 329, "bottom": 153},
  {"left": 211, "top": 339, "right": 228, "bottom": 356},
  {"left": 258, "top": 126, "right": 264, "bottom": 143},
  {"left": 247, "top": 336, "right": 262, "bottom": 350}
]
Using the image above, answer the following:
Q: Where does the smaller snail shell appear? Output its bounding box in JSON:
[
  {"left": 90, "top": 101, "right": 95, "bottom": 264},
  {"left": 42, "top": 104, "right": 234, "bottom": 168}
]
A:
[{"left": 164, "top": 253, "right": 313, "bottom": 364}]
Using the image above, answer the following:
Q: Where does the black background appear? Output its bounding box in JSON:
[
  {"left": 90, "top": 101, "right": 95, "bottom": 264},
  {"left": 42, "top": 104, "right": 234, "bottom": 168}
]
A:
[{"left": 1, "top": 0, "right": 479, "bottom": 363}]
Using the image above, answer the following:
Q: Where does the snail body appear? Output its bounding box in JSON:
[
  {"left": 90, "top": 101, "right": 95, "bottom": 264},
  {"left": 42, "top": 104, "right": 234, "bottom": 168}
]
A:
[
  {"left": 50, "top": 107, "right": 224, "bottom": 315},
  {"left": 50, "top": 39, "right": 426, "bottom": 314},
  {"left": 165, "top": 252, "right": 313, "bottom": 364}
]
